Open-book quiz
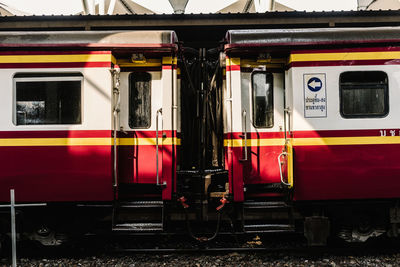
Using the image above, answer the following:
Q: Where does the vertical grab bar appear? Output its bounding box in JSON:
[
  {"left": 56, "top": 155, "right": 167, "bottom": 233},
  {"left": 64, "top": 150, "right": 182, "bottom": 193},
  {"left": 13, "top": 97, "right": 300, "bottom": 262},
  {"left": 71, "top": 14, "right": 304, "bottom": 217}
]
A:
[
  {"left": 156, "top": 108, "right": 163, "bottom": 186},
  {"left": 278, "top": 152, "right": 291, "bottom": 186},
  {"left": 241, "top": 109, "right": 248, "bottom": 161},
  {"left": 111, "top": 68, "right": 120, "bottom": 188}
]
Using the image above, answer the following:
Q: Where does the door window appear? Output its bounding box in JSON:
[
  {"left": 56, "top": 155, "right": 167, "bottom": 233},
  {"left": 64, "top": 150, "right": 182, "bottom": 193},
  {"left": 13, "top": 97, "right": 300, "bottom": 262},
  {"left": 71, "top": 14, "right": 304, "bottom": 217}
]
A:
[
  {"left": 251, "top": 71, "right": 273, "bottom": 128},
  {"left": 129, "top": 72, "right": 151, "bottom": 128}
]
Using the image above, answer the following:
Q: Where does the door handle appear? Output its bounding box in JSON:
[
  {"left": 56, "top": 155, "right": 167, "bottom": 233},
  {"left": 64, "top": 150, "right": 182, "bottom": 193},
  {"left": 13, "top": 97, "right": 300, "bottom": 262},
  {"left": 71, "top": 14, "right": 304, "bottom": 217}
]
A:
[
  {"left": 156, "top": 108, "right": 166, "bottom": 186},
  {"left": 240, "top": 109, "right": 248, "bottom": 161}
]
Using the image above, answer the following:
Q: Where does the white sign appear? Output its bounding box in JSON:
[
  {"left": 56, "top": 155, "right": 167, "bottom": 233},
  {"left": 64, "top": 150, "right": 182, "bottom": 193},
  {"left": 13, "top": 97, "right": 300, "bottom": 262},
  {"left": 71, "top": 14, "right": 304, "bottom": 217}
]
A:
[{"left": 303, "top": 73, "right": 327, "bottom": 118}]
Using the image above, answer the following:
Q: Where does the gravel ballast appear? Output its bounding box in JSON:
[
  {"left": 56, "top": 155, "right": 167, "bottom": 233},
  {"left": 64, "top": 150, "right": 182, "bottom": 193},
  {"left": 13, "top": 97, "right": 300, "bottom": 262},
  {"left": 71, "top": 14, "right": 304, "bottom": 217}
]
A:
[{"left": 2, "top": 251, "right": 399, "bottom": 266}]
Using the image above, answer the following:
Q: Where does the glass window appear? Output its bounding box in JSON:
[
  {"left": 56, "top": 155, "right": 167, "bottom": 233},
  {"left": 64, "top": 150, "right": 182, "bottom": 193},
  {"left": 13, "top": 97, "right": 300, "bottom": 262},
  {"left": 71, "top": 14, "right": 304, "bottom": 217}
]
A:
[
  {"left": 252, "top": 71, "right": 273, "bottom": 128},
  {"left": 129, "top": 72, "right": 151, "bottom": 128},
  {"left": 340, "top": 71, "right": 388, "bottom": 118},
  {"left": 14, "top": 73, "right": 82, "bottom": 125}
]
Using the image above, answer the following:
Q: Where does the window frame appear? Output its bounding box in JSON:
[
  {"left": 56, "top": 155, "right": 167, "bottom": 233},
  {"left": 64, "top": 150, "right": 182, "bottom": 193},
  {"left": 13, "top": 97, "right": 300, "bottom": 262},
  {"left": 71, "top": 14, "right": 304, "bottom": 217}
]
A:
[
  {"left": 128, "top": 72, "right": 152, "bottom": 129},
  {"left": 13, "top": 73, "right": 84, "bottom": 126},
  {"left": 339, "top": 71, "right": 389, "bottom": 119},
  {"left": 250, "top": 70, "right": 274, "bottom": 128}
]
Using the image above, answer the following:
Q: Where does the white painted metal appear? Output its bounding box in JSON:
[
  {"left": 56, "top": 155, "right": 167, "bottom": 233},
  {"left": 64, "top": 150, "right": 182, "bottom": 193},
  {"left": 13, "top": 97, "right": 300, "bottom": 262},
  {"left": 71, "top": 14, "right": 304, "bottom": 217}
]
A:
[
  {"left": 239, "top": 71, "right": 285, "bottom": 134},
  {"left": 10, "top": 190, "right": 15, "bottom": 267},
  {"left": 119, "top": 71, "right": 163, "bottom": 131},
  {"left": 288, "top": 64, "right": 400, "bottom": 132},
  {"left": 0, "top": 68, "right": 112, "bottom": 131}
]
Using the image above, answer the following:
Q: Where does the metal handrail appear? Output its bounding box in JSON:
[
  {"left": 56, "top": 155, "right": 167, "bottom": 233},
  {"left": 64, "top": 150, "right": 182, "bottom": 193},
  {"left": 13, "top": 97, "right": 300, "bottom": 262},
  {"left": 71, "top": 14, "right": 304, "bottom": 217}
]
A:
[
  {"left": 111, "top": 68, "right": 120, "bottom": 188},
  {"left": 278, "top": 152, "right": 291, "bottom": 186},
  {"left": 240, "top": 109, "right": 248, "bottom": 161},
  {"left": 156, "top": 108, "right": 163, "bottom": 186}
]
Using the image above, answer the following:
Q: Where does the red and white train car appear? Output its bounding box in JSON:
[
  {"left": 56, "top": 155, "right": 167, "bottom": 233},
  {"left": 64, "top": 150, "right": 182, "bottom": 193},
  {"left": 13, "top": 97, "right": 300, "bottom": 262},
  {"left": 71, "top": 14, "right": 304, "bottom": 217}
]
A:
[
  {"left": 0, "top": 30, "right": 180, "bottom": 241},
  {"left": 224, "top": 27, "right": 400, "bottom": 243}
]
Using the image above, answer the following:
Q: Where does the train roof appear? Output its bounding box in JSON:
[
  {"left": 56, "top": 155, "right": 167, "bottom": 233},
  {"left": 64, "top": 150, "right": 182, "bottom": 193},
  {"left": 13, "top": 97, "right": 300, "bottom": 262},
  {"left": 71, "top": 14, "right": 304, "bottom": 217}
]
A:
[
  {"left": 0, "top": 30, "right": 178, "bottom": 50},
  {"left": 225, "top": 27, "right": 400, "bottom": 51}
]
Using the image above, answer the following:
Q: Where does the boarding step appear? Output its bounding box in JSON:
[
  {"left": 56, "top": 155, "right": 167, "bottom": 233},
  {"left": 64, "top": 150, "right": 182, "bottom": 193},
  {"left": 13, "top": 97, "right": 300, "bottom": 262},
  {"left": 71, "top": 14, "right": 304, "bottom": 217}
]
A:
[
  {"left": 112, "top": 200, "right": 164, "bottom": 232},
  {"left": 112, "top": 223, "right": 163, "bottom": 232},
  {"left": 243, "top": 201, "right": 289, "bottom": 209},
  {"left": 244, "top": 223, "right": 295, "bottom": 233},
  {"left": 118, "top": 200, "right": 164, "bottom": 208}
]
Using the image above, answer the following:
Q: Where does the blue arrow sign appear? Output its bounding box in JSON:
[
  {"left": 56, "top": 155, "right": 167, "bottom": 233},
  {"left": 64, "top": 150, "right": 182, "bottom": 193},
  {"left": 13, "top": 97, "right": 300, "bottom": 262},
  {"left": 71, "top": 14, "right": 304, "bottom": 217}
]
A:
[{"left": 307, "top": 77, "right": 322, "bottom": 92}]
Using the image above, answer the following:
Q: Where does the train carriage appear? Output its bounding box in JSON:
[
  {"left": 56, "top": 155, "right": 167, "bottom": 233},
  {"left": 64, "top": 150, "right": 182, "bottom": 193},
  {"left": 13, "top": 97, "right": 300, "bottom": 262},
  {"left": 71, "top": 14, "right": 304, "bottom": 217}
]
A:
[
  {"left": 224, "top": 27, "right": 400, "bottom": 243},
  {"left": 0, "top": 30, "right": 180, "bottom": 241}
]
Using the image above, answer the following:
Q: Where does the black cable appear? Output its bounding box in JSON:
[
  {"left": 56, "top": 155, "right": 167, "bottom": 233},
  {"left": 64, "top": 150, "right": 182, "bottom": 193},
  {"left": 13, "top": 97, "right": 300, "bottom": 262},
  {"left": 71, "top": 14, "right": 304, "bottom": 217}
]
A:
[{"left": 183, "top": 208, "right": 222, "bottom": 242}]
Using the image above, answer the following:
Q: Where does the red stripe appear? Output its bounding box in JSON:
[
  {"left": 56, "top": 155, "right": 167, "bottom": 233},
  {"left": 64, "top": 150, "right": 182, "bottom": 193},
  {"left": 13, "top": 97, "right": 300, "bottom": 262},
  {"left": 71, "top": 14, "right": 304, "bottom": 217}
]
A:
[
  {"left": 293, "top": 129, "right": 387, "bottom": 138},
  {"left": 226, "top": 65, "right": 240, "bottom": 71},
  {"left": 0, "top": 43, "right": 178, "bottom": 49},
  {"left": 0, "top": 130, "right": 180, "bottom": 139},
  {"left": 0, "top": 130, "right": 112, "bottom": 138},
  {"left": 225, "top": 129, "right": 392, "bottom": 139},
  {"left": 0, "top": 62, "right": 112, "bottom": 69},
  {"left": 290, "top": 46, "right": 400, "bottom": 54},
  {"left": 289, "top": 59, "right": 400, "bottom": 68},
  {"left": 225, "top": 132, "right": 284, "bottom": 139},
  {"left": 225, "top": 39, "right": 400, "bottom": 50},
  {"left": 162, "top": 65, "right": 172, "bottom": 70},
  {"left": 0, "top": 51, "right": 111, "bottom": 55},
  {"left": 117, "top": 130, "right": 176, "bottom": 138}
]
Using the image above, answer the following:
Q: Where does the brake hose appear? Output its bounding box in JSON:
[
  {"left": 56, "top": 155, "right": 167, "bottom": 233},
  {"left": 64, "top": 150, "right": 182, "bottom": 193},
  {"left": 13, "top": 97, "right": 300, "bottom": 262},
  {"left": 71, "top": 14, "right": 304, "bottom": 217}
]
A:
[{"left": 178, "top": 196, "right": 224, "bottom": 242}]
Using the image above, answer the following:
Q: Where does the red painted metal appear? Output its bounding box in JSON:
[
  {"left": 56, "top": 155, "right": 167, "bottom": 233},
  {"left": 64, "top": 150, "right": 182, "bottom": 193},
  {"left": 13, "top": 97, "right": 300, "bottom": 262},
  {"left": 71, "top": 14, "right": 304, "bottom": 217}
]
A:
[
  {"left": 117, "top": 130, "right": 177, "bottom": 201},
  {"left": 293, "top": 144, "right": 400, "bottom": 201},
  {"left": 0, "top": 145, "right": 113, "bottom": 202},
  {"left": 0, "top": 62, "right": 112, "bottom": 69},
  {"left": 225, "top": 129, "right": 400, "bottom": 202},
  {"left": 289, "top": 59, "right": 400, "bottom": 68}
]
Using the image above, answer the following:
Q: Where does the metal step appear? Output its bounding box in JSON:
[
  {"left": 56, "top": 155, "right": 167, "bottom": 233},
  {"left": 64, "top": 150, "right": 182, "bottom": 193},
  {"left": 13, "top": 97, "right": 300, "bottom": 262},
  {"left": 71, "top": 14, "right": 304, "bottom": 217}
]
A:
[
  {"left": 118, "top": 201, "right": 163, "bottom": 208},
  {"left": 112, "top": 223, "right": 163, "bottom": 232},
  {"left": 243, "top": 201, "right": 289, "bottom": 209},
  {"left": 244, "top": 223, "right": 295, "bottom": 233}
]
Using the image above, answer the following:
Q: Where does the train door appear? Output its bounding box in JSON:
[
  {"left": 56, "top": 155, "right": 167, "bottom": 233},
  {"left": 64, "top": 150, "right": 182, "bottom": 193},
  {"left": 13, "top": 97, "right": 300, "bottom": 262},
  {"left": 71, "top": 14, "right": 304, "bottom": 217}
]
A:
[
  {"left": 118, "top": 56, "right": 177, "bottom": 201},
  {"left": 225, "top": 58, "right": 286, "bottom": 201}
]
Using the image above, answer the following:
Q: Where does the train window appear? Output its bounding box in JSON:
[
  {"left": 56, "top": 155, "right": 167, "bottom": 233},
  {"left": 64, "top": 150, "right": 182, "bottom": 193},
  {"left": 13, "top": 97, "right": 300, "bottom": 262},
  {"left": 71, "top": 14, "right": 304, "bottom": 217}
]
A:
[
  {"left": 14, "top": 73, "right": 82, "bottom": 125},
  {"left": 251, "top": 71, "right": 273, "bottom": 128},
  {"left": 340, "top": 71, "right": 388, "bottom": 118},
  {"left": 129, "top": 72, "right": 151, "bottom": 128}
]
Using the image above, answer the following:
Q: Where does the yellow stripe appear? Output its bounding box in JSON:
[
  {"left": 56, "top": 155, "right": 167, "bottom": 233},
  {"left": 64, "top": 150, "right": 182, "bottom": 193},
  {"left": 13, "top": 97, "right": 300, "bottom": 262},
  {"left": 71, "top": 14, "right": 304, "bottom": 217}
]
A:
[
  {"left": 224, "top": 136, "right": 400, "bottom": 147},
  {"left": 293, "top": 136, "right": 400, "bottom": 146},
  {"left": 111, "top": 55, "right": 117, "bottom": 65},
  {"left": 289, "top": 51, "right": 400, "bottom": 63},
  {"left": 241, "top": 58, "right": 286, "bottom": 68},
  {"left": 116, "top": 58, "right": 161, "bottom": 67},
  {"left": 0, "top": 137, "right": 181, "bottom": 147},
  {"left": 226, "top": 57, "right": 240, "bottom": 67},
  {"left": 0, "top": 54, "right": 112, "bottom": 63},
  {"left": 162, "top": 56, "right": 173, "bottom": 65},
  {"left": 241, "top": 63, "right": 284, "bottom": 69},
  {"left": 224, "top": 138, "right": 285, "bottom": 147},
  {"left": 119, "top": 137, "right": 181, "bottom": 146}
]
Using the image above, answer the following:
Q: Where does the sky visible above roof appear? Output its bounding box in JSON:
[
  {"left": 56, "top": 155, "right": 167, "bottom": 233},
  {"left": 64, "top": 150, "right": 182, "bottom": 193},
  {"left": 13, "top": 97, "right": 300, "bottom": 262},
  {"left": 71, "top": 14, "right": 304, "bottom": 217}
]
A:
[{"left": 0, "top": 0, "right": 358, "bottom": 15}]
